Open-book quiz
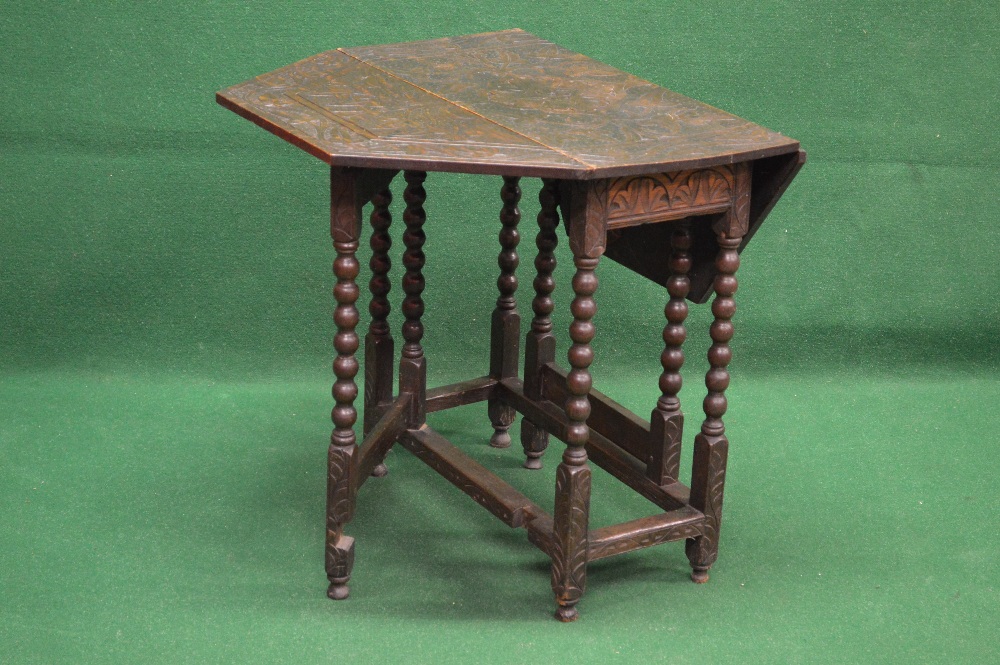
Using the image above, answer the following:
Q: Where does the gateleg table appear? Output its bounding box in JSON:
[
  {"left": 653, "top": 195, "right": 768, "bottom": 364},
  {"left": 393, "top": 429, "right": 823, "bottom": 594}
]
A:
[{"left": 217, "top": 29, "right": 804, "bottom": 621}]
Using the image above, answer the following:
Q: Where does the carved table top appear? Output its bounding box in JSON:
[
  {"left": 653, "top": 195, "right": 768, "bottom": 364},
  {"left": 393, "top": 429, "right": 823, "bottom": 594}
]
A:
[{"left": 216, "top": 29, "right": 799, "bottom": 179}]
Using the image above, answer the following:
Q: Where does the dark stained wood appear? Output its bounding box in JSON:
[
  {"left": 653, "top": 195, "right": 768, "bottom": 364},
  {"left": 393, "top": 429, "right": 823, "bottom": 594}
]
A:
[
  {"left": 488, "top": 176, "right": 522, "bottom": 448},
  {"left": 218, "top": 30, "right": 799, "bottom": 179},
  {"left": 648, "top": 221, "right": 692, "bottom": 484},
  {"left": 425, "top": 376, "right": 499, "bottom": 413},
  {"left": 605, "top": 152, "right": 806, "bottom": 303},
  {"left": 550, "top": 251, "right": 598, "bottom": 621},
  {"left": 364, "top": 186, "right": 396, "bottom": 477},
  {"left": 560, "top": 179, "right": 609, "bottom": 258},
  {"left": 588, "top": 506, "right": 705, "bottom": 561},
  {"left": 520, "top": 178, "right": 560, "bottom": 469},
  {"left": 342, "top": 30, "right": 798, "bottom": 177},
  {"left": 606, "top": 166, "right": 735, "bottom": 229},
  {"left": 326, "top": 166, "right": 367, "bottom": 601},
  {"left": 498, "top": 377, "right": 570, "bottom": 440},
  {"left": 497, "top": 376, "right": 687, "bottom": 511},
  {"left": 357, "top": 395, "right": 410, "bottom": 482},
  {"left": 399, "top": 171, "right": 427, "bottom": 427},
  {"left": 221, "top": 30, "right": 805, "bottom": 622},
  {"left": 686, "top": 233, "right": 741, "bottom": 583},
  {"left": 540, "top": 363, "right": 651, "bottom": 464},
  {"left": 526, "top": 513, "right": 555, "bottom": 558},
  {"left": 584, "top": 424, "right": 689, "bottom": 512},
  {"left": 398, "top": 426, "right": 544, "bottom": 528}
]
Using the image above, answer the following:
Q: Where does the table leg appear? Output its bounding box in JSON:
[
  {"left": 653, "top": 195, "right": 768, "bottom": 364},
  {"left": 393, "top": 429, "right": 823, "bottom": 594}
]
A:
[
  {"left": 364, "top": 187, "right": 394, "bottom": 477},
  {"left": 551, "top": 253, "right": 598, "bottom": 622},
  {"left": 521, "top": 178, "right": 559, "bottom": 469},
  {"left": 326, "top": 170, "right": 364, "bottom": 601},
  {"left": 686, "top": 233, "right": 741, "bottom": 583},
  {"left": 647, "top": 221, "right": 692, "bottom": 484},
  {"left": 400, "top": 170, "right": 428, "bottom": 428},
  {"left": 488, "top": 176, "right": 522, "bottom": 448}
]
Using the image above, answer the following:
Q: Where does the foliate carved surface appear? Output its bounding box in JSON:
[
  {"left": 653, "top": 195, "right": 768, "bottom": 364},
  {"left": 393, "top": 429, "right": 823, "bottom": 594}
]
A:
[
  {"left": 648, "top": 413, "right": 683, "bottom": 483},
  {"left": 551, "top": 463, "right": 591, "bottom": 613},
  {"left": 327, "top": 444, "right": 358, "bottom": 524},
  {"left": 608, "top": 166, "right": 735, "bottom": 227},
  {"left": 325, "top": 533, "right": 355, "bottom": 581},
  {"left": 686, "top": 435, "right": 728, "bottom": 569},
  {"left": 588, "top": 520, "right": 703, "bottom": 561},
  {"left": 564, "top": 179, "right": 609, "bottom": 257}
]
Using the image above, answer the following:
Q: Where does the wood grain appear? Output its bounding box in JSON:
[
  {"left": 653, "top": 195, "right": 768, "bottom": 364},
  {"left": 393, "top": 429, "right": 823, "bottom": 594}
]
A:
[{"left": 218, "top": 30, "right": 799, "bottom": 178}]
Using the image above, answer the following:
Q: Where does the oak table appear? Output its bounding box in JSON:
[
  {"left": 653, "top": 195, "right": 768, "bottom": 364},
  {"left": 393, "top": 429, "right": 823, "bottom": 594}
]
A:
[{"left": 217, "top": 29, "right": 804, "bottom": 621}]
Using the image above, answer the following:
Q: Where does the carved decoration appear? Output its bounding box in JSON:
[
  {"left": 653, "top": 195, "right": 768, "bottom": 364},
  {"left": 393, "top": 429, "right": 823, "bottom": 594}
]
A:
[
  {"left": 685, "top": 435, "right": 728, "bottom": 579},
  {"left": 551, "top": 463, "right": 591, "bottom": 622},
  {"left": 588, "top": 520, "right": 703, "bottom": 561},
  {"left": 607, "top": 166, "right": 735, "bottom": 228},
  {"left": 686, "top": 233, "right": 741, "bottom": 583},
  {"left": 325, "top": 533, "right": 355, "bottom": 599}
]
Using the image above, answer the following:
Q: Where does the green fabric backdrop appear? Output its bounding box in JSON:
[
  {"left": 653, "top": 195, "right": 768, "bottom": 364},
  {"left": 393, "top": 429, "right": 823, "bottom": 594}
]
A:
[{"left": 2, "top": 1, "right": 997, "bottom": 662}]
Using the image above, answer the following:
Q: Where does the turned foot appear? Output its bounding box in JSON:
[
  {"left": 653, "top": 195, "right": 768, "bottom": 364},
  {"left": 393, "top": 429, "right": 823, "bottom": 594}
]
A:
[
  {"left": 490, "top": 427, "right": 512, "bottom": 448},
  {"left": 691, "top": 566, "right": 711, "bottom": 584},
  {"left": 555, "top": 605, "right": 579, "bottom": 622},
  {"left": 371, "top": 462, "right": 388, "bottom": 477},
  {"left": 523, "top": 453, "right": 543, "bottom": 470},
  {"left": 327, "top": 581, "right": 350, "bottom": 600}
]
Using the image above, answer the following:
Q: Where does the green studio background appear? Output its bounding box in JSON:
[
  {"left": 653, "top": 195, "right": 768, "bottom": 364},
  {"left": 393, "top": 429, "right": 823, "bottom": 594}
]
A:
[{"left": 2, "top": 1, "right": 997, "bottom": 663}]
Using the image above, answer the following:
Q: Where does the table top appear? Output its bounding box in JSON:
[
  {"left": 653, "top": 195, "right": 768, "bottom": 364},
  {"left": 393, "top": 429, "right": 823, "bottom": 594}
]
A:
[{"left": 217, "top": 29, "right": 798, "bottom": 179}]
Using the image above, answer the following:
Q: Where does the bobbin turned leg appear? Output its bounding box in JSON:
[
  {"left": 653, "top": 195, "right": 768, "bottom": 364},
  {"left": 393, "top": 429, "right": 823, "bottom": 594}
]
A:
[
  {"left": 521, "top": 178, "right": 559, "bottom": 469},
  {"left": 326, "top": 168, "right": 366, "bottom": 601},
  {"left": 551, "top": 254, "right": 598, "bottom": 622},
  {"left": 365, "top": 188, "right": 394, "bottom": 477},
  {"left": 686, "top": 233, "right": 741, "bottom": 584},
  {"left": 399, "top": 171, "right": 428, "bottom": 428},
  {"left": 647, "top": 221, "right": 692, "bottom": 484},
  {"left": 488, "top": 176, "right": 522, "bottom": 448}
]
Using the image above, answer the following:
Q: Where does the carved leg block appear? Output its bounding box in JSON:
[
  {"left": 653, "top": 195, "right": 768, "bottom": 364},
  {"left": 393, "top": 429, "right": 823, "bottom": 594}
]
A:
[
  {"left": 326, "top": 442, "right": 359, "bottom": 598},
  {"left": 399, "top": 355, "right": 426, "bottom": 427},
  {"left": 488, "top": 309, "right": 520, "bottom": 448},
  {"left": 551, "top": 462, "right": 591, "bottom": 622},
  {"left": 685, "top": 433, "right": 728, "bottom": 582},
  {"left": 521, "top": 332, "right": 554, "bottom": 468},
  {"left": 326, "top": 533, "right": 356, "bottom": 600},
  {"left": 648, "top": 410, "right": 684, "bottom": 482}
]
